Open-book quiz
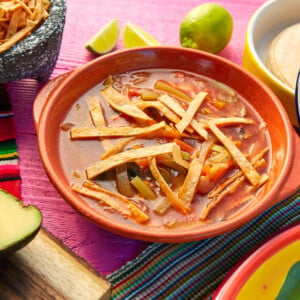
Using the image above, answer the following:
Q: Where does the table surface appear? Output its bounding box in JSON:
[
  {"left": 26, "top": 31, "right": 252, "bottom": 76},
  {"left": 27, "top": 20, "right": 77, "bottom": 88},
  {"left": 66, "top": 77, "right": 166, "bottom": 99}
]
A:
[{"left": 8, "top": 0, "right": 298, "bottom": 277}]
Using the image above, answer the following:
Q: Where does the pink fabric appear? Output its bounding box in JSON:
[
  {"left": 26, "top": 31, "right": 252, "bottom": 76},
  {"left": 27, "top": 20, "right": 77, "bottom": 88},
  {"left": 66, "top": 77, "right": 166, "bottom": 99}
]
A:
[{"left": 9, "top": 0, "right": 284, "bottom": 276}]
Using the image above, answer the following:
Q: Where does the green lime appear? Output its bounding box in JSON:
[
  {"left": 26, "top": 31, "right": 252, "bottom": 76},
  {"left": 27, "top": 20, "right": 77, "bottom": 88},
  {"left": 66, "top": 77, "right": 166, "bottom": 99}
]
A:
[
  {"left": 85, "top": 19, "right": 120, "bottom": 54},
  {"left": 123, "top": 22, "right": 160, "bottom": 48},
  {"left": 180, "top": 3, "right": 233, "bottom": 54}
]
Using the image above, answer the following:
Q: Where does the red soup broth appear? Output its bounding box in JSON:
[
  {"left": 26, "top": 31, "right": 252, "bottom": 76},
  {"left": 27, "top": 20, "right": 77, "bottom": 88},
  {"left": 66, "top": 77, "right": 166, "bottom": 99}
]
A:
[{"left": 59, "top": 69, "right": 271, "bottom": 229}]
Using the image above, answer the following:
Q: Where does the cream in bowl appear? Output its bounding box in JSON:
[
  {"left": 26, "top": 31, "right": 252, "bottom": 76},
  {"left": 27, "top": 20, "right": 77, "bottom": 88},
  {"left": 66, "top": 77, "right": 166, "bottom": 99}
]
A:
[{"left": 243, "top": 0, "right": 300, "bottom": 127}]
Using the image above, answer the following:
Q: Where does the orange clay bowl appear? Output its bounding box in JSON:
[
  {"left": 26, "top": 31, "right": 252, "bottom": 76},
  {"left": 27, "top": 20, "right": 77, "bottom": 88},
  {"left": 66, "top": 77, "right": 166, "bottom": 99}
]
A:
[{"left": 34, "top": 46, "right": 298, "bottom": 243}]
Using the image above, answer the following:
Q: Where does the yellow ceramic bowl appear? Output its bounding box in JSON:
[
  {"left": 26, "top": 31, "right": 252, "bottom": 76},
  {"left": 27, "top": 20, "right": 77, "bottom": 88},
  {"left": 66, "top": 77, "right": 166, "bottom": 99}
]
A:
[
  {"left": 213, "top": 223, "right": 300, "bottom": 299},
  {"left": 243, "top": 0, "right": 300, "bottom": 127}
]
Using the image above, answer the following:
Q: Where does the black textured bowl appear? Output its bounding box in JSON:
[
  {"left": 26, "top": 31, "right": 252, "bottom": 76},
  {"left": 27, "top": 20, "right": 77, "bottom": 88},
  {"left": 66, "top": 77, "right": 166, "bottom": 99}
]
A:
[{"left": 0, "top": 0, "right": 66, "bottom": 83}]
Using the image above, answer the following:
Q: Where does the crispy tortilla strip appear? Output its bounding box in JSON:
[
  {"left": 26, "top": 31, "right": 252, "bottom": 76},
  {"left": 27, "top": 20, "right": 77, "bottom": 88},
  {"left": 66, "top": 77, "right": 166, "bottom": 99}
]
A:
[
  {"left": 178, "top": 137, "right": 213, "bottom": 205},
  {"left": 83, "top": 181, "right": 148, "bottom": 223},
  {"left": 86, "top": 96, "right": 106, "bottom": 127},
  {"left": 135, "top": 100, "right": 181, "bottom": 125},
  {"left": 209, "top": 117, "right": 254, "bottom": 126},
  {"left": 159, "top": 94, "right": 208, "bottom": 139},
  {"left": 178, "top": 157, "right": 203, "bottom": 206},
  {"left": 70, "top": 121, "right": 166, "bottom": 139},
  {"left": 86, "top": 95, "right": 112, "bottom": 151},
  {"left": 172, "top": 144, "right": 189, "bottom": 169},
  {"left": 154, "top": 172, "right": 186, "bottom": 215},
  {"left": 0, "top": 0, "right": 50, "bottom": 53},
  {"left": 86, "top": 142, "right": 175, "bottom": 179},
  {"left": 100, "top": 137, "right": 134, "bottom": 160},
  {"left": 71, "top": 182, "right": 148, "bottom": 224},
  {"left": 148, "top": 157, "right": 190, "bottom": 215},
  {"left": 101, "top": 86, "right": 153, "bottom": 122},
  {"left": 5, "top": 7, "right": 22, "bottom": 38},
  {"left": 71, "top": 183, "right": 124, "bottom": 216},
  {"left": 208, "top": 147, "right": 269, "bottom": 198},
  {"left": 15, "top": 0, "right": 32, "bottom": 16},
  {"left": 201, "top": 165, "right": 268, "bottom": 220},
  {"left": 200, "top": 175, "right": 245, "bottom": 220},
  {"left": 207, "top": 121, "right": 263, "bottom": 186},
  {"left": 175, "top": 92, "right": 207, "bottom": 133}
]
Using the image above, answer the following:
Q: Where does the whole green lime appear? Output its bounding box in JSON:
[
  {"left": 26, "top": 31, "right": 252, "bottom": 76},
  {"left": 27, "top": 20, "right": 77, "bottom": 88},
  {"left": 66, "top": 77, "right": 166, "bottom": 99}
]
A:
[{"left": 180, "top": 3, "right": 233, "bottom": 54}]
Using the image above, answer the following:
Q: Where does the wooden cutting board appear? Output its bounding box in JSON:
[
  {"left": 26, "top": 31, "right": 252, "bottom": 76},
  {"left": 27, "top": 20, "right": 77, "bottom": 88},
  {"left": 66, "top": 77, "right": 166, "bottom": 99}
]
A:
[{"left": 0, "top": 228, "right": 111, "bottom": 299}]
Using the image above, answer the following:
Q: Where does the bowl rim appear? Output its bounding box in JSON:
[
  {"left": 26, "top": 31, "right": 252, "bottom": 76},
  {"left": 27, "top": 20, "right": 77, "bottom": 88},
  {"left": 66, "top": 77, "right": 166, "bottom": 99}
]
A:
[
  {"left": 36, "top": 46, "right": 295, "bottom": 243},
  {"left": 245, "top": 0, "right": 295, "bottom": 96}
]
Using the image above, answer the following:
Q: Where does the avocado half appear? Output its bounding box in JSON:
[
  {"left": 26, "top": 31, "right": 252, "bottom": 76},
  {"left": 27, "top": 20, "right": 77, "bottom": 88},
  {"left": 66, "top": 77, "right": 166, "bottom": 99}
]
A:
[
  {"left": 0, "top": 189, "right": 42, "bottom": 257},
  {"left": 0, "top": 0, "right": 66, "bottom": 83}
]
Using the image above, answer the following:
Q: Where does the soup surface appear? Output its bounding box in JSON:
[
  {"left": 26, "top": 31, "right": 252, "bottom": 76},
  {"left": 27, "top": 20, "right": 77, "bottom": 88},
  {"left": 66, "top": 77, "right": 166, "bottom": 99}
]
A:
[{"left": 60, "top": 69, "right": 271, "bottom": 229}]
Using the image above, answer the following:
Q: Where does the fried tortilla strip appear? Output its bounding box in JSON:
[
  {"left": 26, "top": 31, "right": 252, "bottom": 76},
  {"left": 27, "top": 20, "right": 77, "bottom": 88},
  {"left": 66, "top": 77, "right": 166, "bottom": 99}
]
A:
[
  {"left": 0, "top": 18, "right": 37, "bottom": 52},
  {"left": 100, "top": 137, "right": 134, "bottom": 160},
  {"left": 207, "top": 120, "right": 263, "bottom": 186},
  {"left": 208, "top": 147, "right": 269, "bottom": 198},
  {"left": 86, "top": 96, "right": 106, "bottom": 127},
  {"left": 153, "top": 172, "right": 186, "bottom": 215},
  {"left": 70, "top": 121, "right": 166, "bottom": 139},
  {"left": 210, "top": 117, "right": 254, "bottom": 126},
  {"left": 83, "top": 181, "right": 149, "bottom": 223},
  {"left": 5, "top": 7, "right": 22, "bottom": 39},
  {"left": 200, "top": 175, "right": 245, "bottom": 220},
  {"left": 15, "top": 0, "right": 32, "bottom": 16},
  {"left": 71, "top": 183, "right": 125, "bottom": 217},
  {"left": 86, "top": 142, "right": 175, "bottom": 179},
  {"left": 101, "top": 86, "right": 153, "bottom": 123},
  {"left": 86, "top": 95, "right": 112, "bottom": 151},
  {"left": 0, "top": 0, "right": 50, "bottom": 53},
  {"left": 71, "top": 182, "right": 148, "bottom": 224},
  {"left": 172, "top": 144, "right": 189, "bottom": 169},
  {"left": 135, "top": 100, "right": 181, "bottom": 125},
  {"left": 201, "top": 160, "right": 269, "bottom": 220},
  {"left": 178, "top": 157, "right": 203, "bottom": 206},
  {"left": 148, "top": 157, "right": 190, "bottom": 215},
  {"left": 178, "top": 137, "right": 213, "bottom": 205},
  {"left": 159, "top": 94, "right": 208, "bottom": 139},
  {"left": 175, "top": 92, "right": 207, "bottom": 133}
]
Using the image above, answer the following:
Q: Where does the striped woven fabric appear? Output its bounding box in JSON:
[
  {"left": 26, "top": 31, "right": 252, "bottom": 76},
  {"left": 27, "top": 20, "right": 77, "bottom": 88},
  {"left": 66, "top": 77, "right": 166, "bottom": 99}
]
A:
[
  {"left": 0, "top": 84, "right": 20, "bottom": 198},
  {"left": 108, "top": 189, "right": 300, "bottom": 299}
]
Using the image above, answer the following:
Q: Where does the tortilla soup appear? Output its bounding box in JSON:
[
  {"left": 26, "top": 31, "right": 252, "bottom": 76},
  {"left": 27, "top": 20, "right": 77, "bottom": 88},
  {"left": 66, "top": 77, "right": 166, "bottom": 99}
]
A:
[{"left": 60, "top": 69, "right": 271, "bottom": 229}]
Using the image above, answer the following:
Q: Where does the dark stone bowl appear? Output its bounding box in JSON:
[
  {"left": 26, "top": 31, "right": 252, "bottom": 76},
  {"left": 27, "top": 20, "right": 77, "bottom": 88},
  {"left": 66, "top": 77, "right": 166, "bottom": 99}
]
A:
[{"left": 0, "top": 0, "right": 66, "bottom": 83}]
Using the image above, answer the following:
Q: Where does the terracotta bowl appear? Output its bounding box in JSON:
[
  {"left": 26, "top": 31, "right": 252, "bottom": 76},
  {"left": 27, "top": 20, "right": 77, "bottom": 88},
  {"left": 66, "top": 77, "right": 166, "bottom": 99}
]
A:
[
  {"left": 243, "top": 0, "right": 300, "bottom": 127},
  {"left": 213, "top": 222, "right": 300, "bottom": 299},
  {"left": 34, "top": 47, "right": 296, "bottom": 243}
]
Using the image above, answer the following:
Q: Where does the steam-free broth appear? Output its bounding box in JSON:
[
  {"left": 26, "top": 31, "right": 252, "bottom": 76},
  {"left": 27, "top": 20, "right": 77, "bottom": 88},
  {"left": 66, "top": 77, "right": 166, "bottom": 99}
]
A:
[{"left": 60, "top": 69, "right": 271, "bottom": 229}]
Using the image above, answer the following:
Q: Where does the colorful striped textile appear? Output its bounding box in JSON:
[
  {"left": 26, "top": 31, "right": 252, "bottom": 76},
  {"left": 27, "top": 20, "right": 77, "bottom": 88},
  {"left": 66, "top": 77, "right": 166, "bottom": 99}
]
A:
[
  {"left": 108, "top": 189, "right": 300, "bottom": 299},
  {"left": 0, "top": 84, "right": 20, "bottom": 198}
]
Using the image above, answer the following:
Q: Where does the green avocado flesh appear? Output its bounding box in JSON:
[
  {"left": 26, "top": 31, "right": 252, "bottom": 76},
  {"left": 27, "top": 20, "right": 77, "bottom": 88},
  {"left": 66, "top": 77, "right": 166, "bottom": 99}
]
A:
[{"left": 0, "top": 189, "right": 42, "bottom": 251}]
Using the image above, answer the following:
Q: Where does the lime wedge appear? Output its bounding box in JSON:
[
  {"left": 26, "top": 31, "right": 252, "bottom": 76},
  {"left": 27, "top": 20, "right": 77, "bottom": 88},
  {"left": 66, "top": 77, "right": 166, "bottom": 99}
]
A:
[
  {"left": 123, "top": 22, "right": 160, "bottom": 48},
  {"left": 85, "top": 19, "right": 120, "bottom": 54}
]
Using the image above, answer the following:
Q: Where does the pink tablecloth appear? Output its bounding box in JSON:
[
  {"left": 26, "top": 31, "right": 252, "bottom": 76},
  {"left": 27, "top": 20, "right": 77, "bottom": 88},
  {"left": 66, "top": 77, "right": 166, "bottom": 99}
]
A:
[{"left": 8, "top": 0, "right": 281, "bottom": 277}]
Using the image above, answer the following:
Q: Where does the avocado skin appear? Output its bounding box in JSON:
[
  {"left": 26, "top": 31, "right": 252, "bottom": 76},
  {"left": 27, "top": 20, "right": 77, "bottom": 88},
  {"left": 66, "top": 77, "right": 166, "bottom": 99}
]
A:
[
  {"left": 0, "top": 189, "right": 42, "bottom": 259},
  {"left": 0, "top": 0, "right": 66, "bottom": 83},
  {"left": 0, "top": 225, "right": 41, "bottom": 259}
]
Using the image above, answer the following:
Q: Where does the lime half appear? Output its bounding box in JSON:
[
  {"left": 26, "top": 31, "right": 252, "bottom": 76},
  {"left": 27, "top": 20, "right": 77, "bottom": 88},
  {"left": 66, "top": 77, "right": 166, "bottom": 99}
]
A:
[
  {"left": 123, "top": 23, "right": 160, "bottom": 48},
  {"left": 85, "top": 19, "right": 120, "bottom": 54}
]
